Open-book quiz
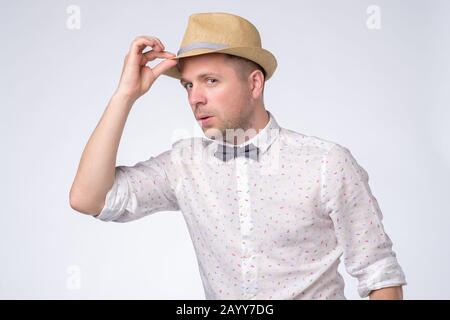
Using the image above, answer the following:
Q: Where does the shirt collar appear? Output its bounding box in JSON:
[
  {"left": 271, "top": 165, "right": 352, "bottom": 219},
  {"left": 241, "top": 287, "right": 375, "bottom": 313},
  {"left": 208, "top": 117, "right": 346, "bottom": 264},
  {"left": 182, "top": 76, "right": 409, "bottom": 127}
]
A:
[{"left": 202, "top": 110, "right": 281, "bottom": 158}]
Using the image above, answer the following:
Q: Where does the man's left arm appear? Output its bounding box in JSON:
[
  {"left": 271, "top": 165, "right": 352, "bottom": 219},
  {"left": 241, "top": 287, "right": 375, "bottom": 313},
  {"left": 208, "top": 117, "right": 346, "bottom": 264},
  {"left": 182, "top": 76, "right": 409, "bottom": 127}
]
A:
[
  {"left": 369, "top": 286, "right": 403, "bottom": 300},
  {"left": 321, "top": 144, "right": 407, "bottom": 299}
]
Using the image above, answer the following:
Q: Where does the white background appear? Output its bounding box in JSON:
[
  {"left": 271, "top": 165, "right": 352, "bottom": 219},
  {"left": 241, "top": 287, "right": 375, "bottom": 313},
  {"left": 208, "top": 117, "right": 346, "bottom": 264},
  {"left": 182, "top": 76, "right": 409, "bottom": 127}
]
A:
[{"left": 1, "top": 0, "right": 449, "bottom": 299}]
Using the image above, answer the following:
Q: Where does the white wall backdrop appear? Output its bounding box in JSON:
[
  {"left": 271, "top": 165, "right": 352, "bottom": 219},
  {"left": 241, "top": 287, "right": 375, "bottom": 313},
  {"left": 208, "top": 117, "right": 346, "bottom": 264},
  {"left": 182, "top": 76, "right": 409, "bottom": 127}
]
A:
[{"left": 0, "top": 0, "right": 449, "bottom": 299}]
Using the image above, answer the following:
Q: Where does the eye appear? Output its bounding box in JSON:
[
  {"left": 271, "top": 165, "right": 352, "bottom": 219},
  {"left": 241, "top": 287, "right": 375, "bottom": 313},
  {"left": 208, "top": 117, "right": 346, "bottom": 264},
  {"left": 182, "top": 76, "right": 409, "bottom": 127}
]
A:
[{"left": 183, "top": 78, "right": 217, "bottom": 90}]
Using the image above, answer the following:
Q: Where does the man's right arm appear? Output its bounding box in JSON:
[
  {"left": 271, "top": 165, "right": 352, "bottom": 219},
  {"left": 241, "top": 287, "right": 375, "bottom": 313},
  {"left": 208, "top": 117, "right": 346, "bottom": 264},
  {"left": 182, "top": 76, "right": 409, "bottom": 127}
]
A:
[
  {"left": 69, "top": 93, "right": 134, "bottom": 216},
  {"left": 69, "top": 35, "right": 177, "bottom": 216}
]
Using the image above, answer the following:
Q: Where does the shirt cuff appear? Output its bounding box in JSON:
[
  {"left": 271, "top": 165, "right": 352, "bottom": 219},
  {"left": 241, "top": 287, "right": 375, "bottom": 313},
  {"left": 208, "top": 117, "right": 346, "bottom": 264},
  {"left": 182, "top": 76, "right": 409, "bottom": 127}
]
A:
[
  {"left": 92, "top": 170, "right": 130, "bottom": 222},
  {"left": 357, "top": 256, "right": 407, "bottom": 298}
]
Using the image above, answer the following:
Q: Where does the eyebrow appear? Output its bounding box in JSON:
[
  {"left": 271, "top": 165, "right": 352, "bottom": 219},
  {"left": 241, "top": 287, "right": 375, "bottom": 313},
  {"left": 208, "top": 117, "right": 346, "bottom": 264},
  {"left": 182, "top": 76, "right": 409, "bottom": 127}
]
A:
[{"left": 179, "top": 72, "right": 222, "bottom": 85}]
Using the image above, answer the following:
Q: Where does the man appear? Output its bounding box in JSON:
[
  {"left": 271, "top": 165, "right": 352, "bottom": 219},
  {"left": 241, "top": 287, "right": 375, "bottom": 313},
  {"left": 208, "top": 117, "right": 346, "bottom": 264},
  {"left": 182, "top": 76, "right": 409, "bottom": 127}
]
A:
[{"left": 69, "top": 12, "right": 406, "bottom": 300}]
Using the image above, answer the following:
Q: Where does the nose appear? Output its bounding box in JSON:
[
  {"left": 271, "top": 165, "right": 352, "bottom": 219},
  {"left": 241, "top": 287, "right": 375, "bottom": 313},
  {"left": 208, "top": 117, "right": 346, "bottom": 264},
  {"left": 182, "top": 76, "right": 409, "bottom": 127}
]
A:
[{"left": 188, "top": 84, "right": 207, "bottom": 108}]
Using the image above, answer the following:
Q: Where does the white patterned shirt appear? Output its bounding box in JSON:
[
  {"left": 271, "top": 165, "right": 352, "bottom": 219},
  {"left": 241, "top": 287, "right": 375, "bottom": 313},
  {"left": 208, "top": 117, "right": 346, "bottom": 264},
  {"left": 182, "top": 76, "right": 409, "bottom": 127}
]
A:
[{"left": 94, "top": 110, "right": 407, "bottom": 299}]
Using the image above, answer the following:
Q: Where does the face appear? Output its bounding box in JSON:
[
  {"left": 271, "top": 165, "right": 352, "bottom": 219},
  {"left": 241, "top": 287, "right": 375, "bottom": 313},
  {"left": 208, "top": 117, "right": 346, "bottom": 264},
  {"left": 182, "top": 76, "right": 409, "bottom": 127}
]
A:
[{"left": 179, "top": 53, "right": 256, "bottom": 140}]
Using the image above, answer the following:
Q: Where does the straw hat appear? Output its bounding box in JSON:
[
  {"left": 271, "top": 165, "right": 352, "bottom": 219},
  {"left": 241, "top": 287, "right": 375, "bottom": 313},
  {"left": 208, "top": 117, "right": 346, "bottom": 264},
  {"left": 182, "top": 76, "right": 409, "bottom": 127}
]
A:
[{"left": 162, "top": 12, "right": 277, "bottom": 81}]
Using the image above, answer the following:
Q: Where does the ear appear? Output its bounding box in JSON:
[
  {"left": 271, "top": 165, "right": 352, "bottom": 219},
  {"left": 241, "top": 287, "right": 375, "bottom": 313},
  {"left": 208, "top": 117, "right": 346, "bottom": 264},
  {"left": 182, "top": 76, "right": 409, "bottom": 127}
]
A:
[{"left": 248, "top": 69, "right": 265, "bottom": 99}]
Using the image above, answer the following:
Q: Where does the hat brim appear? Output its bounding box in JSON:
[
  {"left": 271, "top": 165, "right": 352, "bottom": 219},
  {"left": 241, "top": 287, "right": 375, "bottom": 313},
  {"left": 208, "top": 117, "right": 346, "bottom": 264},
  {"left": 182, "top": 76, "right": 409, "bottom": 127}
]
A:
[{"left": 161, "top": 46, "right": 277, "bottom": 81}]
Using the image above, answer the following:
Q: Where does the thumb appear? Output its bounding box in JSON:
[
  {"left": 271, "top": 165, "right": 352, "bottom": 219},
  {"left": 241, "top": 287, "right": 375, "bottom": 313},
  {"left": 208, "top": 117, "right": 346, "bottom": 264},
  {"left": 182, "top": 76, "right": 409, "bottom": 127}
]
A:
[{"left": 152, "top": 58, "right": 179, "bottom": 79}]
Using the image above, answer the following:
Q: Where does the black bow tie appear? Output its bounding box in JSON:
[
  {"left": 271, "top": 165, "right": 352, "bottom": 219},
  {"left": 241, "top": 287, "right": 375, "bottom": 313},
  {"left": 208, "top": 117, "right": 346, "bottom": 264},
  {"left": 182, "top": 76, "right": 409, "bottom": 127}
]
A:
[{"left": 214, "top": 143, "right": 260, "bottom": 162}]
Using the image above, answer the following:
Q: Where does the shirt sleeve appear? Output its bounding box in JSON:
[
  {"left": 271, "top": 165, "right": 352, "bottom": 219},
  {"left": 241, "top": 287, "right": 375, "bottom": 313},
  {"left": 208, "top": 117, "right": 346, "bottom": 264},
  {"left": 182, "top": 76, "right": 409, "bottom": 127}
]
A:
[
  {"left": 321, "top": 144, "right": 407, "bottom": 298},
  {"left": 93, "top": 149, "right": 180, "bottom": 223}
]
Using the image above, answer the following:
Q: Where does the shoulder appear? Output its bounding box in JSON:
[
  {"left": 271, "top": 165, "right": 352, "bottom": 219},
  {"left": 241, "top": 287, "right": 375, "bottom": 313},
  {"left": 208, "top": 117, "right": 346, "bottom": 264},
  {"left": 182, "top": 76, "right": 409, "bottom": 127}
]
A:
[
  {"left": 170, "top": 136, "right": 204, "bottom": 151},
  {"left": 144, "top": 137, "right": 202, "bottom": 165},
  {"left": 279, "top": 127, "right": 351, "bottom": 158},
  {"left": 168, "top": 136, "right": 205, "bottom": 162},
  {"left": 278, "top": 128, "right": 366, "bottom": 181}
]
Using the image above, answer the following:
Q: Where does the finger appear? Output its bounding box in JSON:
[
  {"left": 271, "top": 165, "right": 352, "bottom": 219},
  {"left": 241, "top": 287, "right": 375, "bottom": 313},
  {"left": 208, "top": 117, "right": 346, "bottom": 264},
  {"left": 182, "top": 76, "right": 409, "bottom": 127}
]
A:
[
  {"left": 127, "top": 39, "right": 163, "bottom": 66},
  {"left": 130, "top": 37, "right": 163, "bottom": 55},
  {"left": 142, "top": 35, "right": 165, "bottom": 51},
  {"left": 141, "top": 57, "right": 177, "bottom": 91},
  {"left": 141, "top": 50, "right": 176, "bottom": 64},
  {"left": 135, "top": 36, "right": 165, "bottom": 53},
  {"left": 136, "top": 39, "right": 163, "bottom": 55}
]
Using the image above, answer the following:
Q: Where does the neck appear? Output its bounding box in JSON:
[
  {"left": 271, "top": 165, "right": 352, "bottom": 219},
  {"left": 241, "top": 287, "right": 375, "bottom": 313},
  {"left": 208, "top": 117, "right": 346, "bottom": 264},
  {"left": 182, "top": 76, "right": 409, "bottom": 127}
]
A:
[{"left": 226, "top": 106, "right": 269, "bottom": 145}]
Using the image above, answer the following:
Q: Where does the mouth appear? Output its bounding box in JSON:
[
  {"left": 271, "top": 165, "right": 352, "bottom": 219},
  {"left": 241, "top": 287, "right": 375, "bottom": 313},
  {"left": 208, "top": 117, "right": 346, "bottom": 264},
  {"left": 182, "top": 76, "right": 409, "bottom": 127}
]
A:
[
  {"left": 197, "top": 115, "right": 214, "bottom": 126},
  {"left": 196, "top": 115, "right": 213, "bottom": 120}
]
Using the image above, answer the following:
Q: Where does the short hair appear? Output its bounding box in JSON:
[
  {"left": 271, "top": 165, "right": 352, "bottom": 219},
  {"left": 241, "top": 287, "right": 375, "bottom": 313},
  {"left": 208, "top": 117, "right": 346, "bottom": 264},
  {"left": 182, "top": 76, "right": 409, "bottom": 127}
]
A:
[{"left": 223, "top": 54, "right": 266, "bottom": 84}]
